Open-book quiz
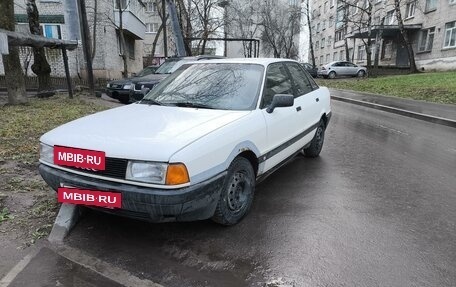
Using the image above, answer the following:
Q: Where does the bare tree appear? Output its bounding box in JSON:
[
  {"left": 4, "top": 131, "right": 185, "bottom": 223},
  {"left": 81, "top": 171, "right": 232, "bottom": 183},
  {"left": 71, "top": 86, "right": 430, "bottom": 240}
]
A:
[
  {"left": 302, "top": 0, "right": 316, "bottom": 67},
  {"left": 393, "top": 0, "right": 417, "bottom": 72},
  {"left": 26, "top": 0, "right": 54, "bottom": 97},
  {"left": 259, "top": 0, "right": 301, "bottom": 58},
  {"left": 0, "top": 0, "right": 27, "bottom": 105},
  {"left": 228, "top": 0, "right": 261, "bottom": 57},
  {"left": 190, "top": 0, "right": 224, "bottom": 55}
]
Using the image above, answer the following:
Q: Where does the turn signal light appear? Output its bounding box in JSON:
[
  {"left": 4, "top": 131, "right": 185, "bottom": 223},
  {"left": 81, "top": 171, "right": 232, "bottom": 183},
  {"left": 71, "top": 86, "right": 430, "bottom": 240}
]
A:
[{"left": 166, "top": 163, "right": 190, "bottom": 185}]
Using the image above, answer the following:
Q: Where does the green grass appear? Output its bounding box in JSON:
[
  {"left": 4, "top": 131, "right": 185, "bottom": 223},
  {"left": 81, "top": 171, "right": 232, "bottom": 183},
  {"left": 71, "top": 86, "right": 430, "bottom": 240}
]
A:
[
  {"left": 316, "top": 71, "right": 456, "bottom": 104},
  {"left": 0, "top": 94, "right": 109, "bottom": 164}
]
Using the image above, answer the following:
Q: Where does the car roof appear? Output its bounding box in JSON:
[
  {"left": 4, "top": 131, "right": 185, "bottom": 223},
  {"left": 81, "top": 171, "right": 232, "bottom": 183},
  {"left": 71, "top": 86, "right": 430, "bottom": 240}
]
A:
[{"left": 186, "top": 58, "right": 299, "bottom": 67}]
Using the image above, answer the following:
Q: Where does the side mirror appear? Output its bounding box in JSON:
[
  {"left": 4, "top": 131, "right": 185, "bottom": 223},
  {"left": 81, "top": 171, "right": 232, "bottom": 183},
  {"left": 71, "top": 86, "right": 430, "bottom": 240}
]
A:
[
  {"left": 141, "top": 86, "right": 150, "bottom": 95},
  {"left": 266, "top": 94, "right": 294, "bottom": 113}
]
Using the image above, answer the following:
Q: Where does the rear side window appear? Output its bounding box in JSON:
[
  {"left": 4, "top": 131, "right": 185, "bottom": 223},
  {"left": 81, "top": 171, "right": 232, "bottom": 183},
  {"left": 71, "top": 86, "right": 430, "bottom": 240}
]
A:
[
  {"left": 285, "top": 62, "right": 314, "bottom": 97},
  {"left": 261, "top": 63, "right": 293, "bottom": 108}
]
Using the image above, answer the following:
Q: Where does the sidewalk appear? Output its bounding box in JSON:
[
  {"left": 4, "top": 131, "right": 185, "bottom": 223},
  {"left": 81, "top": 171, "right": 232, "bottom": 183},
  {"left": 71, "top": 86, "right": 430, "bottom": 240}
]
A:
[{"left": 330, "top": 89, "right": 456, "bottom": 128}]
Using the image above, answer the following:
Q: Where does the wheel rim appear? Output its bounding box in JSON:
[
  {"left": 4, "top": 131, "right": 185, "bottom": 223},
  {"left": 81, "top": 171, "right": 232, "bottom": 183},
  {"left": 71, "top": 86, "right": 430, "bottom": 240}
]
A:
[
  {"left": 358, "top": 71, "right": 365, "bottom": 77},
  {"left": 227, "top": 171, "right": 250, "bottom": 213},
  {"left": 315, "top": 126, "right": 324, "bottom": 150},
  {"left": 329, "top": 72, "right": 335, "bottom": 79}
]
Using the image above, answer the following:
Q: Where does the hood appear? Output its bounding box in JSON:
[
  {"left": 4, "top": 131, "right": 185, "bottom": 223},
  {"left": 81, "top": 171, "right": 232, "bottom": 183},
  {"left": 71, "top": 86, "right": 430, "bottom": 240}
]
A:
[{"left": 40, "top": 104, "right": 250, "bottom": 162}]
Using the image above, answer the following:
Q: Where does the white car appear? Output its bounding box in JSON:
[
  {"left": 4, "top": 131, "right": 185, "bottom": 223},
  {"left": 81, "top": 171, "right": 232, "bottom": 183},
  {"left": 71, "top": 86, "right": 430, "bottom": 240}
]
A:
[
  {"left": 39, "top": 58, "right": 331, "bottom": 225},
  {"left": 318, "top": 61, "right": 368, "bottom": 79}
]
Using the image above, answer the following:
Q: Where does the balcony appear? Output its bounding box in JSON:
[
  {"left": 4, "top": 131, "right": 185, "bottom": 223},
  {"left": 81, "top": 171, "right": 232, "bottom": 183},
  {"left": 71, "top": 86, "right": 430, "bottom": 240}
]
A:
[{"left": 114, "top": 11, "right": 146, "bottom": 40}]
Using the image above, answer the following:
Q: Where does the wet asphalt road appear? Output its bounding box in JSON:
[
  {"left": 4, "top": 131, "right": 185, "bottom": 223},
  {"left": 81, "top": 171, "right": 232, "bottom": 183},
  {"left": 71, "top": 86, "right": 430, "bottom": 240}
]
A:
[{"left": 64, "top": 100, "right": 456, "bottom": 287}]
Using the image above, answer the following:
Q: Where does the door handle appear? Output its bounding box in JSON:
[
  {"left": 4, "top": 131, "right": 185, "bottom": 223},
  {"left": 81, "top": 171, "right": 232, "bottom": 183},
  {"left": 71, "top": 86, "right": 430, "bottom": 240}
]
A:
[
  {"left": 296, "top": 106, "right": 302, "bottom": 112},
  {"left": 316, "top": 98, "right": 320, "bottom": 102}
]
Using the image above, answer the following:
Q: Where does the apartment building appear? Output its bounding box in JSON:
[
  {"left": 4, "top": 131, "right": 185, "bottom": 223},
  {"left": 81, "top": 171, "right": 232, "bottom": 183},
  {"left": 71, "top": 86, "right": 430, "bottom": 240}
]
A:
[
  {"left": 0, "top": 0, "right": 147, "bottom": 79},
  {"left": 307, "top": 0, "right": 456, "bottom": 70}
]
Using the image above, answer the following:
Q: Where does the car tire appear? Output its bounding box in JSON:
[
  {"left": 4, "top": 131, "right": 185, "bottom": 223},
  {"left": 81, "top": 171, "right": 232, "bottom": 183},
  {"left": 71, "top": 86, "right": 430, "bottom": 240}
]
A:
[
  {"left": 118, "top": 97, "right": 130, "bottom": 104},
  {"left": 357, "top": 70, "right": 366, "bottom": 78},
  {"left": 212, "top": 157, "right": 255, "bottom": 226},
  {"left": 328, "top": 71, "right": 336, "bottom": 79},
  {"left": 303, "top": 120, "right": 326, "bottom": 158}
]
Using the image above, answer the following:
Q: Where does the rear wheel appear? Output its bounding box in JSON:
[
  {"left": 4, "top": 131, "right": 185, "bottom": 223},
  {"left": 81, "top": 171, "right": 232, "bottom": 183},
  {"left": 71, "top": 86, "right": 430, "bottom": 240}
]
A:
[
  {"left": 357, "top": 70, "right": 366, "bottom": 78},
  {"left": 303, "top": 120, "right": 326, "bottom": 158},
  {"left": 328, "top": 71, "right": 336, "bottom": 79},
  {"left": 212, "top": 157, "right": 255, "bottom": 226}
]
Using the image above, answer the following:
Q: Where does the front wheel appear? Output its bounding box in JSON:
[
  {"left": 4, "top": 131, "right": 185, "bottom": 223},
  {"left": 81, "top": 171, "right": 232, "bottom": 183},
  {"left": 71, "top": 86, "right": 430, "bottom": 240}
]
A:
[
  {"left": 212, "top": 157, "right": 255, "bottom": 226},
  {"left": 328, "top": 71, "right": 336, "bottom": 79},
  {"left": 303, "top": 120, "right": 326, "bottom": 158},
  {"left": 357, "top": 70, "right": 366, "bottom": 78}
]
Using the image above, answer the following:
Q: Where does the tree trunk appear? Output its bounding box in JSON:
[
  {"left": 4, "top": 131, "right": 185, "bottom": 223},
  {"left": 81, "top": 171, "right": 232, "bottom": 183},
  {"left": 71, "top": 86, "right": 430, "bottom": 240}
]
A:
[
  {"left": 0, "top": 0, "right": 27, "bottom": 105},
  {"left": 394, "top": 0, "right": 417, "bottom": 72},
  {"left": 306, "top": 0, "right": 316, "bottom": 67},
  {"left": 151, "top": 23, "right": 163, "bottom": 57},
  {"left": 26, "top": 0, "right": 53, "bottom": 98},
  {"left": 117, "top": 0, "right": 128, "bottom": 77},
  {"left": 91, "top": 0, "right": 97, "bottom": 62}
]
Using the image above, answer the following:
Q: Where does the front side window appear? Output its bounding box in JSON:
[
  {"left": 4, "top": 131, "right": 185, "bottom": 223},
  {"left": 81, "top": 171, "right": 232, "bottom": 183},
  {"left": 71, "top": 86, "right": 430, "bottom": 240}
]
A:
[
  {"left": 262, "top": 63, "right": 293, "bottom": 108},
  {"left": 357, "top": 45, "right": 365, "bottom": 60},
  {"left": 144, "top": 63, "right": 264, "bottom": 111},
  {"left": 418, "top": 27, "right": 435, "bottom": 51},
  {"left": 286, "top": 62, "right": 313, "bottom": 97},
  {"left": 444, "top": 21, "right": 456, "bottom": 48}
]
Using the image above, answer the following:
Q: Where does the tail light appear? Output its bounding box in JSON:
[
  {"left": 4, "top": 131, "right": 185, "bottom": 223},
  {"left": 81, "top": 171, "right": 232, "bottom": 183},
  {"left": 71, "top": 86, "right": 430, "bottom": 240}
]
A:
[{"left": 321, "top": 66, "right": 326, "bottom": 70}]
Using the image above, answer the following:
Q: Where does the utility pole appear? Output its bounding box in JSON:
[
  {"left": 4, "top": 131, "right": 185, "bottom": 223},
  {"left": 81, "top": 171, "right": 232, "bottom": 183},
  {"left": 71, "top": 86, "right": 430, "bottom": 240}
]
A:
[
  {"left": 77, "top": 0, "right": 95, "bottom": 92},
  {"left": 162, "top": 0, "right": 168, "bottom": 57}
]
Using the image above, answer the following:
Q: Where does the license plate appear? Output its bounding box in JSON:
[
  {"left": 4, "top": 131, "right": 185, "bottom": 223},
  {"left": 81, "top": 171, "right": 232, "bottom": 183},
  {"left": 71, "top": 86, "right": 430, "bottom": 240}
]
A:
[
  {"left": 58, "top": 187, "right": 121, "bottom": 209},
  {"left": 54, "top": 146, "right": 106, "bottom": 171}
]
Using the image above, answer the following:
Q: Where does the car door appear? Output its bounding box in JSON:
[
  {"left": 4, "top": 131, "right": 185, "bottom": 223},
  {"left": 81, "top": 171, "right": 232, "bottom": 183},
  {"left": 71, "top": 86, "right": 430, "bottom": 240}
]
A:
[
  {"left": 345, "top": 62, "right": 358, "bottom": 76},
  {"left": 284, "top": 62, "right": 322, "bottom": 145},
  {"left": 330, "top": 62, "right": 343, "bottom": 75},
  {"left": 260, "top": 63, "right": 303, "bottom": 172}
]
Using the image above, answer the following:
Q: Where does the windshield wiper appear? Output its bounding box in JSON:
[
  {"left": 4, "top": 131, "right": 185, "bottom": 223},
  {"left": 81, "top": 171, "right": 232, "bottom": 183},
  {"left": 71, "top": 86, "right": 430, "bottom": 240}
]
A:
[
  {"left": 139, "top": 98, "right": 163, "bottom": 106},
  {"left": 167, "top": 102, "right": 215, "bottom": 109}
]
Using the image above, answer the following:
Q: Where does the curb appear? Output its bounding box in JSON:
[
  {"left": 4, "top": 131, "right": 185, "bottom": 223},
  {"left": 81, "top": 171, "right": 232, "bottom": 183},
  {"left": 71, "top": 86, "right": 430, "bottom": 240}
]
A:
[
  {"left": 48, "top": 203, "right": 81, "bottom": 243},
  {"left": 331, "top": 95, "right": 456, "bottom": 128}
]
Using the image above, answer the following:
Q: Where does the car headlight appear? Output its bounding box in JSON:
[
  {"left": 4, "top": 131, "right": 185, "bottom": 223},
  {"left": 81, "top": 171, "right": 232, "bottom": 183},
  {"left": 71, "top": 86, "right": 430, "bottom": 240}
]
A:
[
  {"left": 40, "top": 143, "right": 54, "bottom": 164},
  {"left": 126, "top": 161, "right": 189, "bottom": 185},
  {"left": 123, "top": 84, "right": 131, "bottom": 90}
]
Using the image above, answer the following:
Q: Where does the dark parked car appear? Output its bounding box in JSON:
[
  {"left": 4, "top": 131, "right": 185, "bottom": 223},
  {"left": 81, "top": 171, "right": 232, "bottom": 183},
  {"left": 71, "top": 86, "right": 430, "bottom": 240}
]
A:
[
  {"left": 106, "top": 65, "right": 159, "bottom": 104},
  {"left": 129, "top": 55, "right": 224, "bottom": 102},
  {"left": 301, "top": 62, "right": 318, "bottom": 78}
]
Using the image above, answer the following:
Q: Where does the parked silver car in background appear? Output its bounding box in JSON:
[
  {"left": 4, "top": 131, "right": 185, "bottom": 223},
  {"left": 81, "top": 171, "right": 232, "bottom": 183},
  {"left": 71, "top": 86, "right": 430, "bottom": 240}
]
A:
[{"left": 318, "top": 61, "right": 368, "bottom": 79}]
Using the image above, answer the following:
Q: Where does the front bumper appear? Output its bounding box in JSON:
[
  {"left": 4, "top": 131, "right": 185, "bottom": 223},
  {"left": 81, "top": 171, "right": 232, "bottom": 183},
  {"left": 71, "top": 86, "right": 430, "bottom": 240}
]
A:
[
  {"left": 39, "top": 164, "right": 226, "bottom": 222},
  {"left": 105, "top": 88, "right": 130, "bottom": 100},
  {"left": 129, "top": 90, "right": 145, "bottom": 102}
]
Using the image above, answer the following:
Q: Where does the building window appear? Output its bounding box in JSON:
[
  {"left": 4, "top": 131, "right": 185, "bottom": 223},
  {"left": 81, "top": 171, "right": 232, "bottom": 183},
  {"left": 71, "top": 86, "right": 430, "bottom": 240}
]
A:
[
  {"left": 381, "top": 40, "right": 393, "bottom": 59},
  {"left": 405, "top": 1, "right": 416, "bottom": 18},
  {"left": 330, "top": 0, "right": 335, "bottom": 7},
  {"left": 335, "top": 29, "right": 344, "bottom": 41},
  {"left": 351, "top": 2, "right": 359, "bottom": 15},
  {"left": 418, "top": 27, "right": 434, "bottom": 51},
  {"left": 320, "top": 55, "right": 324, "bottom": 64},
  {"left": 425, "top": 0, "right": 437, "bottom": 11},
  {"left": 357, "top": 45, "right": 365, "bottom": 60},
  {"left": 328, "top": 36, "right": 332, "bottom": 47},
  {"left": 321, "top": 38, "right": 325, "bottom": 48},
  {"left": 333, "top": 51, "right": 338, "bottom": 60},
  {"left": 315, "top": 41, "right": 319, "bottom": 49},
  {"left": 324, "top": 2, "right": 328, "bottom": 12},
  {"left": 329, "top": 16, "right": 334, "bottom": 27},
  {"left": 317, "top": 23, "right": 320, "bottom": 33},
  {"left": 444, "top": 21, "right": 456, "bottom": 48},
  {"left": 145, "top": 1, "right": 157, "bottom": 13},
  {"left": 114, "top": 0, "right": 128, "bottom": 10},
  {"left": 385, "top": 10, "right": 396, "bottom": 25},
  {"left": 339, "top": 50, "right": 345, "bottom": 61},
  {"left": 118, "top": 33, "right": 135, "bottom": 59},
  {"left": 348, "top": 48, "right": 353, "bottom": 61},
  {"left": 326, "top": 54, "right": 330, "bottom": 63},
  {"left": 146, "top": 23, "right": 159, "bottom": 33},
  {"left": 42, "top": 24, "right": 61, "bottom": 39},
  {"left": 336, "top": 8, "right": 345, "bottom": 29}
]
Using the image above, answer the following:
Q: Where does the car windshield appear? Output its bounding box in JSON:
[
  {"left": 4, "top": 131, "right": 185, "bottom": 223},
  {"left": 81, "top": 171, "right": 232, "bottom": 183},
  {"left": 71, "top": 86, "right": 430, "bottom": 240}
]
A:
[
  {"left": 142, "top": 63, "right": 264, "bottom": 110},
  {"left": 136, "top": 66, "right": 156, "bottom": 77},
  {"left": 154, "top": 60, "right": 179, "bottom": 74}
]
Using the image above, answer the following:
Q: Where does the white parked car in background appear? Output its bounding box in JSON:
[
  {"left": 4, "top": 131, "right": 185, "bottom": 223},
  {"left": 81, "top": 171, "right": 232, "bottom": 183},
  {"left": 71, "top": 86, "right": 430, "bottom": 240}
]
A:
[
  {"left": 39, "top": 58, "right": 331, "bottom": 225},
  {"left": 318, "top": 61, "right": 368, "bottom": 79}
]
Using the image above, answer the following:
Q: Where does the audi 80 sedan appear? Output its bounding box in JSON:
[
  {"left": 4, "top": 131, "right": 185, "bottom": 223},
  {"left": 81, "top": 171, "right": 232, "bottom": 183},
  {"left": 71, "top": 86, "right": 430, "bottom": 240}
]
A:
[{"left": 39, "top": 58, "right": 331, "bottom": 225}]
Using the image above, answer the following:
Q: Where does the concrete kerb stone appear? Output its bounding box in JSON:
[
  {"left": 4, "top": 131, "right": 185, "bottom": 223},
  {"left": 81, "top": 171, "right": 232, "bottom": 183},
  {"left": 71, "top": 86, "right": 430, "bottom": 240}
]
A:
[
  {"left": 48, "top": 203, "right": 81, "bottom": 243},
  {"left": 331, "top": 95, "right": 456, "bottom": 128}
]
